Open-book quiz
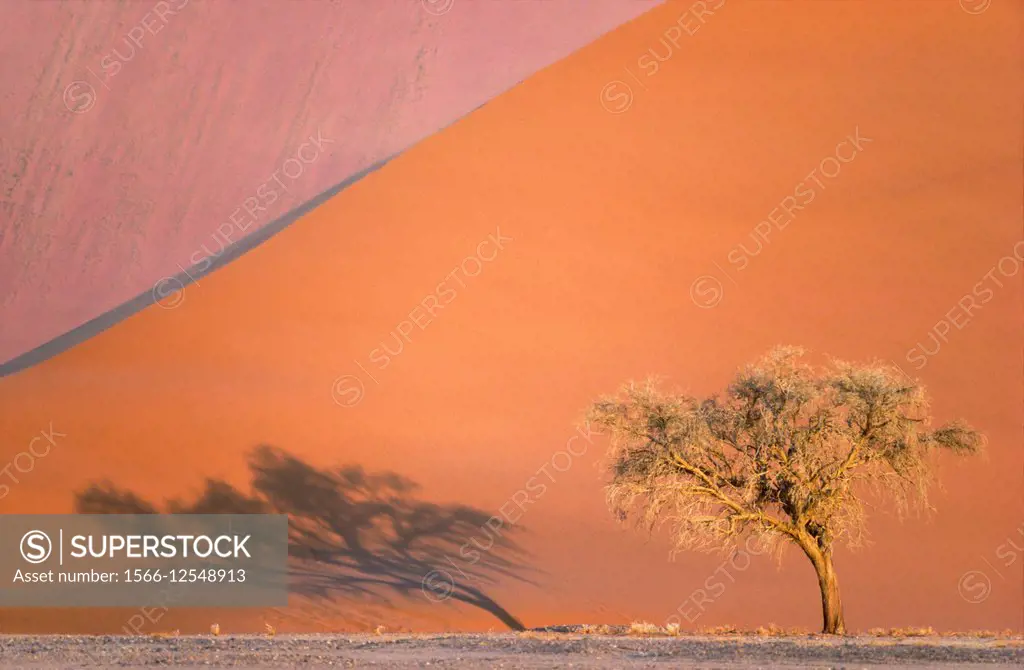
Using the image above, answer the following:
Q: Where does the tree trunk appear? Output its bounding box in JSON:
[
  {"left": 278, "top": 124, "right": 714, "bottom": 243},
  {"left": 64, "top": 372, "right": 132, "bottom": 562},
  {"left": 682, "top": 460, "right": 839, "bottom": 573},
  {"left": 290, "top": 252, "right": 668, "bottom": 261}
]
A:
[
  {"left": 815, "top": 552, "right": 845, "bottom": 635},
  {"left": 798, "top": 537, "right": 846, "bottom": 635}
]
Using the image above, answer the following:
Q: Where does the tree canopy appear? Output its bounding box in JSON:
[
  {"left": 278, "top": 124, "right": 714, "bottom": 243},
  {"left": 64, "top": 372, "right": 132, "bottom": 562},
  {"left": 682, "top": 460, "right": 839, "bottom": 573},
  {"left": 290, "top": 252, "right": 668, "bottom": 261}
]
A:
[{"left": 588, "top": 346, "right": 983, "bottom": 633}]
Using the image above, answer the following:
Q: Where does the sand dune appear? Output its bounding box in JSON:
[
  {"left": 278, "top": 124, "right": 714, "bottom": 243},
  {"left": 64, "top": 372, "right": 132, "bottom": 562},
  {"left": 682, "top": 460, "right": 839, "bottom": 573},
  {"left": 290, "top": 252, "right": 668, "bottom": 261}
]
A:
[
  {"left": 0, "top": 0, "right": 656, "bottom": 363},
  {"left": 0, "top": 0, "right": 1021, "bottom": 634}
]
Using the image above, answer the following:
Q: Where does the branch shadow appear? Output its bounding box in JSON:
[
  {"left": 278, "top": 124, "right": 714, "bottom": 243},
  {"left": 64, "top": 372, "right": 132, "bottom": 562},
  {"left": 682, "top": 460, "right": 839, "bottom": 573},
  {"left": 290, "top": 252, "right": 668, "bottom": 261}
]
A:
[{"left": 73, "top": 445, "right": 533, "bottom": 630}]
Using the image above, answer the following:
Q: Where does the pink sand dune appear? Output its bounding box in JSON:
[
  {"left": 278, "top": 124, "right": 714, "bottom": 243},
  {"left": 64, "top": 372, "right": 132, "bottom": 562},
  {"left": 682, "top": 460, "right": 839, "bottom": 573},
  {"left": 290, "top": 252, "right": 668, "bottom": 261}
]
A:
[{"left": 0, "top": 0, "right": 657, "bottom": 364}]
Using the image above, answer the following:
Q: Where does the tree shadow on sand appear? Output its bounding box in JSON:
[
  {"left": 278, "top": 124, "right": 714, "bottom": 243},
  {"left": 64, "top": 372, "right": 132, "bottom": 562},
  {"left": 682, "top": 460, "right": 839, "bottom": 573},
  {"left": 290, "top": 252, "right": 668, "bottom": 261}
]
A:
[{"left": 74, "top": 445, "right": 533, "bottom": 630}]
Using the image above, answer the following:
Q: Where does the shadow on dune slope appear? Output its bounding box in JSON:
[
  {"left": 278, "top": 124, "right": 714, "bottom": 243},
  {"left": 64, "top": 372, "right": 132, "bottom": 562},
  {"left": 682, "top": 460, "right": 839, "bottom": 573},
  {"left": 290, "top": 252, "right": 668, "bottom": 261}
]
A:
[
  {"left": 0, "top": 155, "right": 395, "bottom": 379},
  {"left": 74, "top": 445, "right": 532, "bottom": 631}
]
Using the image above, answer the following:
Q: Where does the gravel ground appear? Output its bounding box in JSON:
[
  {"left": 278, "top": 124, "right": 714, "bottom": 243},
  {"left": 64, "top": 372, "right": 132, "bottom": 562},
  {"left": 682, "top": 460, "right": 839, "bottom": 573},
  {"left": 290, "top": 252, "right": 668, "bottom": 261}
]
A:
[{"left": 0, "top": 633, "right": 1021, "bottom": 668}]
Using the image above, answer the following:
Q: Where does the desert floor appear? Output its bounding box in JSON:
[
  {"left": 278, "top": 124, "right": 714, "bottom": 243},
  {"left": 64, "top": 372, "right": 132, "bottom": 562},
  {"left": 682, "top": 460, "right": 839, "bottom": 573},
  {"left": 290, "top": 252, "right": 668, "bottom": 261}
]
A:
[{"left": 0, "top": 632, "right": 1021, "bottom": 669}]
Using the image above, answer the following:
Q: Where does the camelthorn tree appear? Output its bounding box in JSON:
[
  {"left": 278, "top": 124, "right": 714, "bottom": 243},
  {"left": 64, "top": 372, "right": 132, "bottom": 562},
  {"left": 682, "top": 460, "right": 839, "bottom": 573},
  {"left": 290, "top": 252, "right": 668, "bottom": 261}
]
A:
[{"left": 588, "top": 346, "right": 983, "bottom": 634}]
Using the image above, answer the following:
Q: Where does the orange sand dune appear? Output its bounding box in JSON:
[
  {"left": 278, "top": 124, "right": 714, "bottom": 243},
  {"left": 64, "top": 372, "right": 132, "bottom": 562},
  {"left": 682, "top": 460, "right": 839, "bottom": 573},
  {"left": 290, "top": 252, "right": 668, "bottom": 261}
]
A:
[
  {"left": 1, "top": 0, "right": 1021, "bottom": 633},
  {"left": 0, "top": 0, "right": 656, "bottom": 364}
]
